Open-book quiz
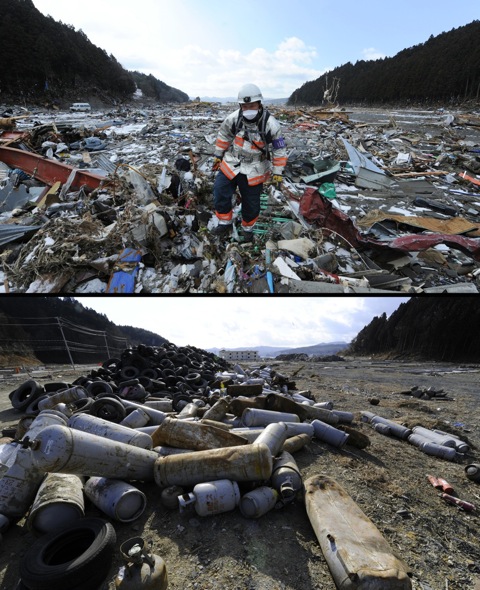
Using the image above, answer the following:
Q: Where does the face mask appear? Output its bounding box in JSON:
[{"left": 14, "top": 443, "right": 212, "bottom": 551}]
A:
[{"left": 242, "top": 110, "right": 258, "bottom": 121}]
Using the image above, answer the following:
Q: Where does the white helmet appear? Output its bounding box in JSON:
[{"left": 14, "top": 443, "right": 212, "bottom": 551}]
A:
[{"left": 238, "top": 83, "right": 263, "bottom": 104}]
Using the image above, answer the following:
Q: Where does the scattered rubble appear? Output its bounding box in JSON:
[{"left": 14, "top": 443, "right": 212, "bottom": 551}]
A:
[
  {"left": 0, "top": 104, "right": 480, "bottom": 293},
  {"left": 1, "top": 354, "right": 480, "bottom": 589}
]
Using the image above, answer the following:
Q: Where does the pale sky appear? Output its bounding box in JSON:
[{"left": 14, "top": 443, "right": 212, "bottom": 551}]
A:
[
  {"left": 32, "top": 0, "right": 479, "bottom": 99},
  {"left": 74, "top": 296, "right": 411, "bottom": 350}
]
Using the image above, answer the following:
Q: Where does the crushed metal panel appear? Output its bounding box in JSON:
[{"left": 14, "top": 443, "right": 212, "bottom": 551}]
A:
[
  {"left": 300, "top": 162, "right": 341, "bottom": 184},
  {"left": 287, "top": 280, "right": 399, "bottom": 294},
  {"left": 0, "top": 224, "right": 43, "bottom": 247},
  {"left": 357, "top": 210, "right": 480, "bottom": 236},
  {"left": 386, "top": 233, "right": 480, "bottom": 262},
  {"left": 422, "top": 284, "right": 479, "bottom": 293},
  {"left": 0, "top": 178, "right": 35, "bottom": 212},
  {"left": 341, "top": 137, "right": 396, "bottom": 190}
]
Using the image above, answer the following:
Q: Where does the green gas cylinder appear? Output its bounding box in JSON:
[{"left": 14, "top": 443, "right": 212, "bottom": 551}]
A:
[{"left": 115, "top": 537, "right": 168, "bottom": 590}]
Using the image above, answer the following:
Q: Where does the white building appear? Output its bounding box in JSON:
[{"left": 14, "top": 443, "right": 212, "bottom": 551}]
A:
[{"left": 219, "top": 349, "right": 260, "bottom": 361}]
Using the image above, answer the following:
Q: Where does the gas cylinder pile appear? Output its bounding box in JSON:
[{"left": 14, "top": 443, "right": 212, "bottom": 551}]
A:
[
  {"left": 0, "top": 343, "right": 352, "bottom": 588},
  {"left": 0, "top": 344, "right": 424, "bottom": 589}
]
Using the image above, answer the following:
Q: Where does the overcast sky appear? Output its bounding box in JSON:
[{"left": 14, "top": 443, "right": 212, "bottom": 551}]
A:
[
  {"left": 74, "top": 296, "right": 411, "bottom": 350},
  {"left": 32, "top": 0, "right": 478, "bottom": 99}
]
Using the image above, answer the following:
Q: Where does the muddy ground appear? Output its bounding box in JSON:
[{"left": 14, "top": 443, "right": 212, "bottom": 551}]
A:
[{"left": 0, "top": 359, "right": 480, "bottom": 590}]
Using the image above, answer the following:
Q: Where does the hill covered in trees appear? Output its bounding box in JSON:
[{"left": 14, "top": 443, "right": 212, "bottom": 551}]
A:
[
  {"left": 345, "top": 297, "right": 480, "bottom": 362},
  {"left": 0, "top": 297, "right": 169, "bottom": 366},
  {"left": 0, "top": 0, "right": 189, "bottom": 106},
  {"left": 288, "top": 21, "right": 480, "bottom": 107}
]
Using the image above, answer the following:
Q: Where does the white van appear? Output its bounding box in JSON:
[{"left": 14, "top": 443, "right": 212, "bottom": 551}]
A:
[{"left": 70, "top": 103, "right": 91, "bottom": 112}]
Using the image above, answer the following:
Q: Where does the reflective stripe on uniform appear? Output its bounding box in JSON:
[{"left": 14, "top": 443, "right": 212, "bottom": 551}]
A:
[
  {"left": 220, "top": 160, "right": 237, "bottom": 180},
  {"left": 216, "top": 138, "right": 230, "bottom": 150},
  {"left": 241, "top": 216, "right": 258, "bottom": 228},
  {"left": 273, "top": 156, "right": 288, "bottom": 167},
  {"left": 248, "top": 173, "right": 268, "bottom": 186},
  {"left": 215, "top": 210, "right": 233, "bottom": 222}
]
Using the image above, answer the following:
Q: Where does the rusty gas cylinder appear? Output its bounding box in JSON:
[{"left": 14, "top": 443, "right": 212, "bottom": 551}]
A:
[
  {"left": 154, "top": 443, "right": 273, "bottom": 488},
  {"left": 115, "top": 537, "right": 168, "bottom": 590},
  {"left": 151, "top": 416, "right": 247, "bottom": 451}
]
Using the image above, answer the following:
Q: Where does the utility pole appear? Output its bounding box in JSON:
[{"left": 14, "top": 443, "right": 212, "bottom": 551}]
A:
[
  {"left": 104, "top": 332, "right": 111, "bottom": 358},
  {"left": 56, "top": 317, "right": 76, "bottom": 370}
]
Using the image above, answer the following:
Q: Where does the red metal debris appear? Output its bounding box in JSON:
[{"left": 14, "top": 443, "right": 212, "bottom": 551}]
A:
[{"left": 0, "top": 146, "right": 104, "bottom": 191}]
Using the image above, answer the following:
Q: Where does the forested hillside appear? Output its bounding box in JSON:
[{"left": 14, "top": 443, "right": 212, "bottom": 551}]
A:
[
  {"left": 346, "top": 297, "right": 480, "bottom": 362},
  {"left": 0, "top": 0, "right": 189, "bottom": 105},
  {"left": 288, "top": 21, "right": 480, "bottom": 107},
  {"left": 0, "top": 297, "right": 168, "bottom": 366}
]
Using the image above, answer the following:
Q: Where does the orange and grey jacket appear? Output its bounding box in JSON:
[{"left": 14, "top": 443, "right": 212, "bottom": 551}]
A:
[{"left": 214, "top": 108, "right": 288, "bottom": 186}]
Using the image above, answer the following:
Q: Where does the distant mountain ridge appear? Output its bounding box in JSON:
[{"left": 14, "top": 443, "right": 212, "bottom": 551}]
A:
[
  {"left": 288, "top": 20, "right": 480, "bottom": 106},
  {"left": 208, "top": 342, "right": 348, "bottom": 358},
  {"left": 0, "top": 297, "right": 169, "bottom": 366},
  {"left": 0, "top": 0, "right": 189, "bottom": 106},
  {"left": 345, "top": 297, "right": 480, "bottom": 363}
]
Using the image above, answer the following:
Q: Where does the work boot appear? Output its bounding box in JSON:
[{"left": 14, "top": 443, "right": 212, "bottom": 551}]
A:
[
  {"left": 241, "top": 229, "right": 254, "bottom": 243},
  {"left": 212, "top": 224, "right": 233, "bottom": 237}
]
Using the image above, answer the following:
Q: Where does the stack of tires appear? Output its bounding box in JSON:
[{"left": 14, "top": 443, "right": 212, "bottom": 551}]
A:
[{"left": 8, "top": 343, "right": 231, "bottom": 421}]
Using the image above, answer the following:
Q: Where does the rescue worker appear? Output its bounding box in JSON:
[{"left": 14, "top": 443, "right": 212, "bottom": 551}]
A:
[{"left": 211, "top": 83, "right": 288, "bottom": 242}]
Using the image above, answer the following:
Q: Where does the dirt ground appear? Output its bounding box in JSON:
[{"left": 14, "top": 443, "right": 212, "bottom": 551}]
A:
[{"left": 1, "top": 359, "right": 480, "bottom": 590}]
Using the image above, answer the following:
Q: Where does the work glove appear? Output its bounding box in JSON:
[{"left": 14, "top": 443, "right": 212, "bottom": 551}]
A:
[
  {"left": 272, "top": 174, "right": 283, "bottom": 188},
  {"left": 212, "top": 157, "right": 222, "bottom": 172}
]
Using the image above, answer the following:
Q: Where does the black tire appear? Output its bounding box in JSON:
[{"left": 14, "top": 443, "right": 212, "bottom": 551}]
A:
[
  {"left": 201, "top": 371, "right": 215, "bottom": 383},
  {"left": 24, "top": 394, "right": 49, "bottom": 416},
  {"left": 89, "top": 397, "right": 126, "bottom": 423},
  {"left": 43, "top": 382, "right": 70, "bottom": 393},
  {"left": 164, "top": 375, "right": 179, "bottom": 388},
  {"left": 71, "top": 376, "right": 90, "bottom": 387},
  {"left": 172, "top": 353, "right": 188, "bottom": 366},
  {"left": 140, "top": 368, "right": 158, "bottom": 379},
  {"left": 160, "top": 359, "right": 175, "bottom": 370},
  {"left": 185, "top": 372, "right": 202, "bottom": 385},
  {"left": 11, "top": 380, "right": 45, "bottom": 411},
  {"left": 70, "top": 397, "right": 94, "bottom": 414},
  {"left": 118, "top": 383, "right": 146, "bottom": 402},
  {"left": 19, "top": 517, "right": 116, "bottom": 590},
  {"left": 120, "top": 365, "right": 140, "bottom": 380},
  {"left": 86, "top": 380, "right": 113, "bottom": 397},
  {"left": 139, "top": 376, "right": 154, "bottom": 392},
  {"left": 102, "top": 357, "right": 121, "bottom": 371},
  {"left": 173, "top": 393, "right": 193, "bottom": 411}
]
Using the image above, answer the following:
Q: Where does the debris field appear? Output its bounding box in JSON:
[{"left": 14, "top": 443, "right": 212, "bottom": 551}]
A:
[
  {"left": 0, "top": 347, "right": 479, "bottom": 589},
  {"left": 1, "top": 103, "right": 480, "bottom": 293}
]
